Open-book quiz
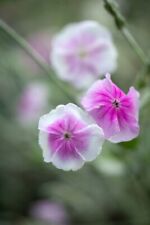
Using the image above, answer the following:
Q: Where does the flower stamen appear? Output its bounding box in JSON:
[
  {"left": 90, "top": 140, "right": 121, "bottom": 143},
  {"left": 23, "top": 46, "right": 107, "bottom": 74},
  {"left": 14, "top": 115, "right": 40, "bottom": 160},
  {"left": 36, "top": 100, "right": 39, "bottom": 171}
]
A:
[
  {"left": 78, "top": 49, "right": 88, "bottom": 59},
  {"left": 112, "top": 99, "right": 120, "bottom": 108},
  {"left": 64, "top": 132, "right": 71, "bottom": 140}
]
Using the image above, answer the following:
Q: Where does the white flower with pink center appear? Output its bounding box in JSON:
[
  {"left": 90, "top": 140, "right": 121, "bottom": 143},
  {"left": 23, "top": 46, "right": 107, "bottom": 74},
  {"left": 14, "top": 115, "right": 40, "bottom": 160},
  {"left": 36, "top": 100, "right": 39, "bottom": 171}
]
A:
[
  {"left": 38, "top": 103, "right": 104, "bottom": 171},
  {"left": 51, "top": 21, "right": 117, "bottom": 88},
  {"left": 82, "top": 74, "right": 140, "bottom": 143}
]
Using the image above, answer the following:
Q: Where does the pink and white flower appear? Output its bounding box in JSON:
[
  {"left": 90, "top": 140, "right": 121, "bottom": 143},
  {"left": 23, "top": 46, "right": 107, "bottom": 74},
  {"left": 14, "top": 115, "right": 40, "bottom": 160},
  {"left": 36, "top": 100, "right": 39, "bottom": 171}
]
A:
[
  {"left": 51, "top": 21, "right": 117, "bottom": 88},
  {"left": 38, "top": 103, "right": 104, "bottom": 171},
  {"left": 82, "top": 74, "right": 140, "bottom": 143},
  {"left": 17, "top": 82, "right": 49, "bottom": 125}
]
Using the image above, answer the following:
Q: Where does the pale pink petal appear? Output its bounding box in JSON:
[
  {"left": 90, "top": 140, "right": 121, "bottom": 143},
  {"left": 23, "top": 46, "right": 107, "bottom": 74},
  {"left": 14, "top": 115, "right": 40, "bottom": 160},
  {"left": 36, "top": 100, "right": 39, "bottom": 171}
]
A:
[
  {"left": 126, "top": 86, "right": 140, "bottom": 119},
  {"left": 38, "top": 105, "right": 66, "bottom": 132},
  {"left": 52, "top": 147, "right": 85, "bottom": 171},
  {"left": 109, "top": 114, "right": 139, "bottom": 143},
  {"left": 76, "top": 125, "right": 104, "bottom": 161}
]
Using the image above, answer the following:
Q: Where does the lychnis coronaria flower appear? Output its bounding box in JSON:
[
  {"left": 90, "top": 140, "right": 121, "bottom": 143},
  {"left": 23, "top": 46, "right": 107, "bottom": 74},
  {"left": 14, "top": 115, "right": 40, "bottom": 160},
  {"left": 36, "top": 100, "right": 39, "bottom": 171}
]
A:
[
  {"left": 51, "top": 21, "right": 117, "bottom": 88},
  {"left": 38, "top": 103, "right": 104, "bottom": 171},
  {"left": 82, "top": 74, "right": 140, "bottom": 143}
]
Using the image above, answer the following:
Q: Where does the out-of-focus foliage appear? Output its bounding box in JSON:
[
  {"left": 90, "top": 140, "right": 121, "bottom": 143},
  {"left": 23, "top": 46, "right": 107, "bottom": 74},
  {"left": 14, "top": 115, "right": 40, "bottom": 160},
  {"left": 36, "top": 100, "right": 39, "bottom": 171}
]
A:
[{"left": 0, "top": 0, "right": 150, "bottom": 225}]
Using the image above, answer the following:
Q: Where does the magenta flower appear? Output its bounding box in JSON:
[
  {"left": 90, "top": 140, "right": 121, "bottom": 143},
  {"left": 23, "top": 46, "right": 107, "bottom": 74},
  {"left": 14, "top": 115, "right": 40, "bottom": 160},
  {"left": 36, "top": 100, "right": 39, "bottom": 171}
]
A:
[
  {"left": 38, "top": 103, "right": 104, "bottom": 171},
  {"left": 17, "top": 82, "right": 49, "bottom": 125},
  {"left": 51, "top": 21, "right": 117, "bottom": 88},
  {"left": 30, "top": 200, "right": 69, "bottom": 225},
  {"left": 82, "top": 74, "right": 140, "bottom": 143}
]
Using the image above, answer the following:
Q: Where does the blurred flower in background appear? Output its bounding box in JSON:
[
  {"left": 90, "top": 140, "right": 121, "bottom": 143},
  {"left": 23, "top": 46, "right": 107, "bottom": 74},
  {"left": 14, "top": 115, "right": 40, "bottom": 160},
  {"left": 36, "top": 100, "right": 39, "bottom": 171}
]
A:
[
  {"left": 19, "top": 31, "right": 52, "bottom": 74},
  {"left": 28, "top": 31, "right": 52, "bottom": 64},
  {"left": 30, "top": 200, "right": 69, "bottom": 225},
  {"left": 51, "top": 21, "right": 117, "bottom": 88},
  {"left": 17, "top": 82, "right": 49, "bottom": 126}
]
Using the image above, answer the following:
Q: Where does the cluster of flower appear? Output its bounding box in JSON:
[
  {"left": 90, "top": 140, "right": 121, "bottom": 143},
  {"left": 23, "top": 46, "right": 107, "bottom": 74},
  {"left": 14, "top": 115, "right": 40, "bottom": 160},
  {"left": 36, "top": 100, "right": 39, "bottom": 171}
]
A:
[{"left": 38, "top": 21, "right": 140, "bottom": 171}]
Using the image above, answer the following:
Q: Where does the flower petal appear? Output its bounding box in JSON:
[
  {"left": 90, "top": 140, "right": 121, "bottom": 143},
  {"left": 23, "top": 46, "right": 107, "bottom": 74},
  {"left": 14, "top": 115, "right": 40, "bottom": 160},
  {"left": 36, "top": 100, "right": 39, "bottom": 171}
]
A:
[
  {"left": 90, "top": 106, "right": 120, "bottom": 139},
  {"left": 81, "top": 74, "right": 114, "bottom": 110},
  {"left": 38, "top": 105, "right": 66, "bottom": 131},
  {"left": 127, "top": 86, "right": 140, "bottom": 119},
  {"left": 52, "top": 148, "right": 85, "bottom": 171},
  {"left": 77, "top": 124, "right": 104, "bottom": 161},
  {"left": 109, "top": 116, "right": 139, "bottom": 143},
  {"left": 39, "top": 130, "right": 53, "bottom": 162}
]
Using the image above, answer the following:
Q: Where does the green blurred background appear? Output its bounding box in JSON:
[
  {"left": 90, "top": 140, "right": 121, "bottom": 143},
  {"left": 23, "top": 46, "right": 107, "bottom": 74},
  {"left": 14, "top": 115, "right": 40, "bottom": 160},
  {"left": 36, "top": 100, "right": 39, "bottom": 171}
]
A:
[{"left": 0, "top": 0, "right": 150, "bottom": 225}]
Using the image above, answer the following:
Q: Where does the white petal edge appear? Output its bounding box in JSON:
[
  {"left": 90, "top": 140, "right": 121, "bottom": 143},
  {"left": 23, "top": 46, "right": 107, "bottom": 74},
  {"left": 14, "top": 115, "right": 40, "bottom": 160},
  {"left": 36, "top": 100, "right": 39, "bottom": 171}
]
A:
[
  {"left": 52, "top": 151, "right": 85, "bottom": 171},
  {"left": 51, "top": 21, "right": 112, "bottom": 49},
  {"left": 108, "top": 124, "right": 140, "bottom": 143},
  {"left": 78, "top": 124, "right": 105, "bottom": 161},
  {"left": 65, "top": 103, "right": 97, "bottom": 125},
  {"left": 127, "top": 86, "right": 140, "bottom": 120},
  {"left": 38, "top": 105, "right": 66, "bottom": 131},
  {"left": 39, "top": 130, "right": 53, "bottom": 162}
]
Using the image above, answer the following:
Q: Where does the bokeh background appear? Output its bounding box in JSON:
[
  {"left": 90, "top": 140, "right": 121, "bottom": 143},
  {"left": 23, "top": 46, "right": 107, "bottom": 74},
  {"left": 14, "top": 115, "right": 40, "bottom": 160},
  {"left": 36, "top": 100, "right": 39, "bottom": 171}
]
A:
[{"left": 0, "top": 0, "right": 150, "bottom": 225}]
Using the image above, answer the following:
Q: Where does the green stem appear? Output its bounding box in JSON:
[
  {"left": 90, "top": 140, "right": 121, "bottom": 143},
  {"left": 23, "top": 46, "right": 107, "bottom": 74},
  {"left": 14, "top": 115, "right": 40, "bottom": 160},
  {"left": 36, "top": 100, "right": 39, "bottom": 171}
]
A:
[
  {"left": 103, "top": 0, "right": 150, "bottom": 89},
  {"left": 122, "top": 28, "right": 147, "bottom": 65},
  {"left": 103, "top": 0, "right": 148, "bottom": 65},
  {"left": 134, "top": 65, "right": 149, "bottom": 89},
  {"left": 0, "top": 19, "right": 77, "bottom": 103}
]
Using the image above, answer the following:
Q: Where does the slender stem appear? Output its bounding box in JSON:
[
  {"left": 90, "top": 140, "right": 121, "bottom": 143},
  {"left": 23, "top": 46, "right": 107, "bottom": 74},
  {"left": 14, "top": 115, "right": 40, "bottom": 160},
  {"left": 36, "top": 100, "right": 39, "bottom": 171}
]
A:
[
  {"left": 0, "top": 19, "right": 77, "bottom": 103},
  {"left": 122, "top": 28, "right": 147, "bottom": 65},
  {"left": 103, "top": 0, "right": 150, "bottom": 89},
  {"left": 134, "top": 65, "right": 149, "bottom": 88},
  {"left": 103, "top": 0, "right": 148, "bottom": 65}
]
